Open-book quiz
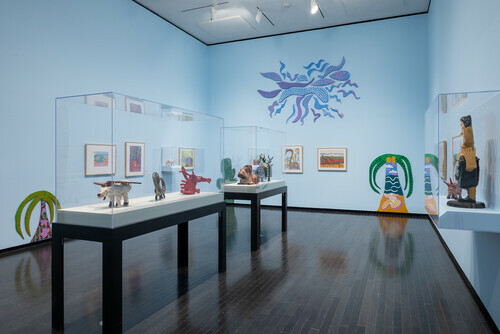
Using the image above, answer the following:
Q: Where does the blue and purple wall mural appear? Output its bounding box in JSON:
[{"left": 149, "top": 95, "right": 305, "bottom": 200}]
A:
[{"left": 257, "top": 58, "right": 360, "bottom": 125}]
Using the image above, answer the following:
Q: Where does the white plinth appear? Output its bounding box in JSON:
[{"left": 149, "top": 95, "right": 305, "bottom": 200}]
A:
[
  {"left": 438, "top": 196, "right": 500, "bottom": 233},
  {"left": 57, "top": 192, "right": 223, "bottom": 229},
  {"left": 223, "top": 179, "right": 286, "bottom": 194}
]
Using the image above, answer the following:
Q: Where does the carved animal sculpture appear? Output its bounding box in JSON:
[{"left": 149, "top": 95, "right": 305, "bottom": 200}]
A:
[
  {"left": 179, "top": 166, "right": 211, "bottom": 194},
  {"left": 256, "top": 165, "right": 266, "bottom": 182},
  {"left": 443, "top": 178, "right": 462, "bottom": 200},
  {"left": 238, "top": 165, "right": 259, "bottom": 185},
  {"left": 152, "top": 172, "right": 166, "bottom": 200},
  {"left": 94, "top": 181, "right": 141, "bottom": 207}
]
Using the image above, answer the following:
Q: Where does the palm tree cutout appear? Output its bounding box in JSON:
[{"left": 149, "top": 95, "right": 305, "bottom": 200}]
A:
[
  {"left": 369, "top": 154, "right": 413, "bottom": 213},
  {"left": 15, "top": 191, "right": 60, "bottom": 242},
  {"left": 424, "top": 154, "right": 439, "bottom": 215}
]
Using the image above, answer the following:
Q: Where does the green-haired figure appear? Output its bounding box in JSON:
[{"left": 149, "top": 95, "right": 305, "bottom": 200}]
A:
[
  {"left": 15, "top": 191, "right": 60, "bottom": 242},
  {"left": 424, "top": 154, "right": 439, "bottom": 215},
  {"left": 369, "top": 154, "right": 413, "bottom": 213}
]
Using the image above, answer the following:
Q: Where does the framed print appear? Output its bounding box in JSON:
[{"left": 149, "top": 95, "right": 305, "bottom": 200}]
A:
[
  {"left": 85, "top": 144, "right": 116, "bottom": 176},
  {"left": 282, "top": 145, "right": 303, "bottom": 173},
  {"left": 179, "top": 148, "right": 195, "bottom": 170},
  {"left": 439, "top": 95, "right": 447, "bottom": 113},
  {"left": 452, "top": 135, "right": 463, "bottom": 180},
  {"left": 125, "top": 142, "right": 145, "bottom": 177},
  {"left": 452, "top": 93, "right": 467, "bottom": 107},
  {"left": 125, "top": 97, "right": 145, "bottom": 114},
  {"left": 85, "top": 94, "right": 115, "bottom": 108},
  {"left": 318, "top": 148, "right": 347, "bottom": 171},
  {"left": 439, "top": 141, "right": 447, "bottom": 179}
]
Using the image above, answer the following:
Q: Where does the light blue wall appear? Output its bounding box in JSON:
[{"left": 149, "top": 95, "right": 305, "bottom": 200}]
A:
[
  {"left": 208, "top": 15, "right": 428, "bottom": 213},
  {"left": 0, "top": 0, "right": 209, "bottom": 249},
  {"left": 428, "top": 0, "right": 500, "bottom": 327}
]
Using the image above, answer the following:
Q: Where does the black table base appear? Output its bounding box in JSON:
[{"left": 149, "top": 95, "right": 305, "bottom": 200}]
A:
[
  {"left": 225, "top": 186, "right": 287, "bottom": 251},
  {"left": 52, "top": 201, "right": 226, "bottom": 334}
]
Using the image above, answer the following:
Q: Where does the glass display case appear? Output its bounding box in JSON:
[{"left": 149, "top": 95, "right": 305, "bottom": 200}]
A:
[
  {"left": 55, "top": 92, "right": 224, "bottom": 229},
  {"left": 222, "top": 126, "right": 286, "bottom": 202},
  {"left": 424, "top": 90, "right": 500, "bottom": 232}
]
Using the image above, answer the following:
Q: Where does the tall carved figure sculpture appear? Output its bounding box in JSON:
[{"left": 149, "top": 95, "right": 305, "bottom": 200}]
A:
[
  {"left": 448, "top": 115, "right": 485, "bottom": 208},
  {"left": 369, "top": 154, "right": 413, "bottom": 213}
]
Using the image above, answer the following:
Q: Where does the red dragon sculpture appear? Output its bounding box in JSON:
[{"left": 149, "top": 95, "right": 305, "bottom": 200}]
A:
[{"left": 179, "top": 166, "right": 211, "bottom": 194}]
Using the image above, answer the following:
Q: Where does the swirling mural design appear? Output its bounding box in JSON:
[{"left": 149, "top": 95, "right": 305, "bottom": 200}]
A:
[{"left": 257, "top": 58, "right": 360, "bottom": 125}]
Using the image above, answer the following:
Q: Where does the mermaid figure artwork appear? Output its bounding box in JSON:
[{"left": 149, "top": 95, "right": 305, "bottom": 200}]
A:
[
  {"left": 179, "top": 166, "right": 211, "bottom": 195},
  {"left": 257, "top": 58, "right": 360, "bottom": 125},
  {"left": 369, "top": 154, "right": 413, "bottom": 213},
  {"left": 424, "top": 154, "right": 438, "bottom": 215}
]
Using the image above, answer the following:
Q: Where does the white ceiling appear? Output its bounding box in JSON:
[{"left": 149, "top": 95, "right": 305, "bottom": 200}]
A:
[{"left": 133, "top": 0, "right": 430, "bottom": 45}]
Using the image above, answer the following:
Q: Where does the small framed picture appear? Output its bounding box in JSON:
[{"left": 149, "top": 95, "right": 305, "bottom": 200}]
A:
[
  {"left": 179, "top": 148, "right": 195, "bottom": 170},
  {"left": 439, "top": 95, "right": 447, "bottom": 113},
  {"left": 85, "top": 94, "right": 115, "bottom": 109},
  {"left": 452, "top": 135, "right": 463, "bottom": 179},
  {"left": 125, "top": 97, "right": 145, "bottom": 114},
  {"left": 85, "top": 144, "right": 116, "bottom": 176},
  {"left": 318, "top": 148, "right": 347, "bottom": 171},
  {"left": 452, "top": 93, "right": 467, "bottom": 107},
  {"left": 125, "top": 142, "right": 145, "bottom": 177},
  {"left": 439, "top": 141, "right": 447, "bottom": 179},
  {"left": 282, "top": 145, "right": 303, "bottom": 173}
]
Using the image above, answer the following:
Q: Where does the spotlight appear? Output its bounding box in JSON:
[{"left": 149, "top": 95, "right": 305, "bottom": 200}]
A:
[
  {"left": 256, "top": 8, "right": 262, "bottom": 23},
  {"left": 310, "top": 0, "right": 318, "bottom": 14},
  {"left": 210, "top": 6, "right": 216, "bottom": 20}
]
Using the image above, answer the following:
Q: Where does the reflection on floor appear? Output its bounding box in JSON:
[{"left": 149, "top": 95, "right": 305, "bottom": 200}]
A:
[{"left": 0, "top": 207, "right": 495, "bottom": 333}]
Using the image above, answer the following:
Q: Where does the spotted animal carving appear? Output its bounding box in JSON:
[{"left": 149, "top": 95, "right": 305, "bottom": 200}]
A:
[
  {"left": 443, "top": 178, "right": 462, "bottom": 200},
  {"left": 238, "top": 165, "right": 259, "bottom": 185},
  {"left": 94, "top": 181, "right": 141, "bottom": 207}
]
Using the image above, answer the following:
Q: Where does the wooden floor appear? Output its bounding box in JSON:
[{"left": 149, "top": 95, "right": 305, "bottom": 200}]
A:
[{"left": 0, "top": 207, "right": 496, "bottom": 333}]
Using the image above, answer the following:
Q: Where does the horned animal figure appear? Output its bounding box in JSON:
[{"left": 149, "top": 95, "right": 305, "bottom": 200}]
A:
[
  {"left": 443, "top": 178, "right": 462, "bottom": 200},
  {"left": 179, "top": 166, "right": 211, "bottom": 194},
  {"left": 238, "top": 165, "right": 259, "bottom": 185},
  {"left": 152, "top": 172, "right": 166, "bottom": 200},
  {"left": 94, "top": 181, "right": 141, "bottom": 207}
]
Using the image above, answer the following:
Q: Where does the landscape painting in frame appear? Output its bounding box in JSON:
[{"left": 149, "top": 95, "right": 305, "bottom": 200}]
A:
[
  {"left": 85, "top": 94, "right": 114, "bottom": 108},
  {"left": 180, "top": 148, "right": 195, "bottom": 170},
  {"left": 125, "top": 142, "right": 145, "bottom": 177},
  {"left": 125, "top": 97, "right": 145, "bottom": 114},
  {"left": 452, "top": 135, "right": 463, "bottom": 180},
  {"left": 85, "top": 144, "right": 116, "bottom": 176},
  {"left": 439, "top": 141, "right": 447, "bottom": 179},
  {"left": 282, "top": 145, "right": 303, "bottom": 173},
  {"left": 318, "top": 148, "right": 347, "bottom": 171}
]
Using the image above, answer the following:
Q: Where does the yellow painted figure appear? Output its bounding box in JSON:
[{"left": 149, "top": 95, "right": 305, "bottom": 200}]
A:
[{"left": 455, "top": 115, "right": 479, "bottom": 201}]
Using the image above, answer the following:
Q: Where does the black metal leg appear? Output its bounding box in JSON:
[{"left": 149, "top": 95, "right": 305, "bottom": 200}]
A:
[
  {"left": 52, "top": 234, "right": 64, "bottom": 331},
  {"left": 282, "top": 191, "right": 287, "bottom": 232},
  {"left": 102, "top": 237, "right": 122, "bottom": 333},
  {"left": 218, "top": 208, "right": 226, "bottom": 273},
  {"left": 251, "top": 198, "right": 261, "bottom": 251},
  {"left": 178, "top": 222, "right": 189, "bottom": 268}
]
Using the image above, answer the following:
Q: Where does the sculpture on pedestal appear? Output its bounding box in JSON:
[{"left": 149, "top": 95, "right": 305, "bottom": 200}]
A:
[
  {"left": 238, "top": 165, "right": 259, "bottom": 185},
  {"left": 94, "top": 180, "right": 141, "bottom": 207},
  {"left": 152, "top": 172, "right": 166, "bottom": 200},
  {"left": 179, "top": 166, "right": 211, "bottom": 194}
]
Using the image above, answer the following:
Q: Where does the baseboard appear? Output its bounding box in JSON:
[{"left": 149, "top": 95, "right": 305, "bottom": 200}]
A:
[
  {"left": 0, "top": 238, "right": 52, "bottom": 258},
  {"left": 426, "top": 217, "right": 499, "bottom": 333}
]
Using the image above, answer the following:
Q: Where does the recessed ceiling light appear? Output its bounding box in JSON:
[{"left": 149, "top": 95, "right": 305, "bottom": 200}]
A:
[
  {"left": 210, "top": 6, "right": 216, "bottom": 20},
  {"left": 256, "top": 8, "right": 262, "bottom": 23},
  {"left": 311, "top": 0, "right": 319, "bottom": 14}
]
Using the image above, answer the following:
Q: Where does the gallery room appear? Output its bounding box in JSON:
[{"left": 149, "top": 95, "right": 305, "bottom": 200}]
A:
[{"left": 0, "top": 0, "right": 499, "bottom": 332}]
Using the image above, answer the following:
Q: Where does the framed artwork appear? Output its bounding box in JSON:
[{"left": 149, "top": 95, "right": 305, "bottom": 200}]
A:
[
  {"left": 85, "top": 144, "right": 116, "bottom": 176},
  {"left": 125, "top": 142, "right": 145, "bottom": 177},
  {"left": 282, "top": 145, "right": 303, "bottom": 173},
  {"left": 85, "top": 94, "right": 115, "bottom": 108},
  {"left": 179, "top": 148, "right": 195, "bottom": 170},
  {"left": 317, "top": 148, "right": 347, "bottom": 171},
  {"left": 125, "top": 97, "right": 145, "bottom": 114},
  {"left": 439, "top": 141, "right": 447, "bottom": 179},
  {"left": 452, "top": 93, "right": 467, "bottom": 107},
  {"left": 452, "top": 134, "right": 463, "bottom": 180},
  {"left": 439, "top": 95, "right": 447, "bottom": 113}
]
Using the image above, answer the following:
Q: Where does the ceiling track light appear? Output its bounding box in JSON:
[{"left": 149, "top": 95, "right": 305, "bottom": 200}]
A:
[
  {"left": 255, "top": 7, "right": 275, "bottom": 26},
  {"left": 310, "top": 0, "right": 318, "bottom": 14},
  {"left": 256, "top": 8, "right": 262, "bottom": 23},
  {"left": 210, "top": 6, "right": 216, "bottom": 20}
]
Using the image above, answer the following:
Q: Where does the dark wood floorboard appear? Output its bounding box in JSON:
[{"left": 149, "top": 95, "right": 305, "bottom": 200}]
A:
[{"left": 0, "top": 207, "right": 496, "bottom": 333}]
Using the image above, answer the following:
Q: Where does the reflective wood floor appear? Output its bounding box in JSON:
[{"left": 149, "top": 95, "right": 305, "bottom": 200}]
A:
[{"left": 0, "top": 207, "right": 495, "bottom": 333}]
